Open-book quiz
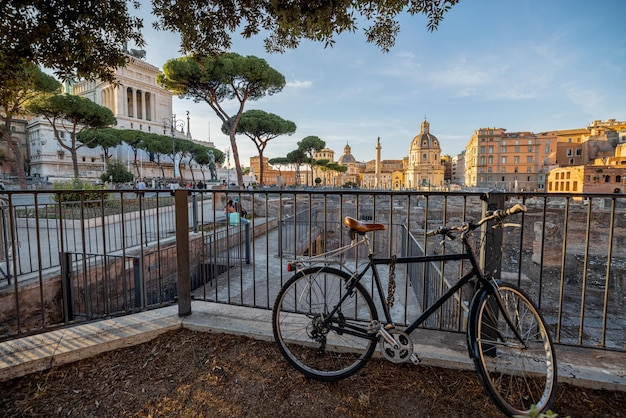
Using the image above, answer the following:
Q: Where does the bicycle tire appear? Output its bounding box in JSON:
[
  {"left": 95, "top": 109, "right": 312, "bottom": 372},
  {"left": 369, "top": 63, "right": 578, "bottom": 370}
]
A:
[
  {"left": 272, "top": 267, "right": 379, "bottom": 381},
  {"left": 468, "top": 284, "right": 557, "bottom": 417}
]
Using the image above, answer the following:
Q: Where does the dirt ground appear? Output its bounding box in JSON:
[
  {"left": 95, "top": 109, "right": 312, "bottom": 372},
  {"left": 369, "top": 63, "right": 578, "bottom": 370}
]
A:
[{"left": 0, "top": 329, "right": 624, "bottom": 418}]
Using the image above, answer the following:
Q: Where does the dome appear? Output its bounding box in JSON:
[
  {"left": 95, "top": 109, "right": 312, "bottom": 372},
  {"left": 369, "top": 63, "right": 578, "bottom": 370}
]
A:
[
  {"left": 410, "top": 119, "right": 440, "bottom": 152},
  {"left": 338, "top": 143, "right": 357, "bottom": 165}
]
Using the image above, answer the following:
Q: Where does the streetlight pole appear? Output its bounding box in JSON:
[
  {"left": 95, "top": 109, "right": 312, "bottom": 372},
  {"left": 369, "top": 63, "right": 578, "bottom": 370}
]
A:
[{"left": 162, "top": 113, "right": 186, "bottom": 180}]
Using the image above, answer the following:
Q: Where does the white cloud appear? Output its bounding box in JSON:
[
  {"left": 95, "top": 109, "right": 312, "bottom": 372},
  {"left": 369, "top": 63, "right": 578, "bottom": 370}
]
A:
[{"left": 286, "top": 79, "right": 312, "bottom": 89}]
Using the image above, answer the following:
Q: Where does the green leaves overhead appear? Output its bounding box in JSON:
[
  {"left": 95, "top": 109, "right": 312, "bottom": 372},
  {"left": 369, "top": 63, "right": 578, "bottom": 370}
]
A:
[
  {"left": 2, "top": 0, "right": 144, "bottom": 83},
  {"left": 152, "top": 0, "right": 459, "bottom": 55}
]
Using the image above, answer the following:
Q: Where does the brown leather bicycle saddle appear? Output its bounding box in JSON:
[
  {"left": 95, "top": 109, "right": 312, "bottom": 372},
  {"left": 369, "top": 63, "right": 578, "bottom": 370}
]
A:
[{"left": 343, "top": 216, "right": 386, "bottom": 233}]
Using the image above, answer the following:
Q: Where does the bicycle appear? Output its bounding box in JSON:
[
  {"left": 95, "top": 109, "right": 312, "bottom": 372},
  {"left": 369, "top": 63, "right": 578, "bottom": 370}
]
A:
[{"left": 272, "top": 203, "right": 557, "bottom": 417}]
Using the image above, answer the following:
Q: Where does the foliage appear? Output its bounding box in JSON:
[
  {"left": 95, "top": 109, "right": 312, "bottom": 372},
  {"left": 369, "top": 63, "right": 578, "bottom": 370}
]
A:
[
  {"left": 77, "top": 128, "right": 122, "bottom": 163},
  {"left": 52, "top": 178, "right": 108, "bottom": 205},
  {"left": 140, "top": 133, "right": 172, "bottom": 177},
  {"left": 343, "top": 181, "right": 359, "bottom": 189},
  {"left": 315, "top": 177, "right": 322, "bottom": 186},
  {"left": 100, "top": 161, "right": 134, "bottom": 184},
  {"left": 2, "top": 0, "right": 143, "bottom": 84},
  {"left": 224, "top": 109, "right": 296, "bottom": 185},
  {"left": 0, "top": 61, "right": 61, "bottom": 188},
  {"left": 26, "top": 93, "right": 116, "bottom": 177},
  {"left": 157, "top": 53, "right": 285, "bottom": 186},
  {"left": 118, "top": 129, "right": 152, "bottom": 178},
  {"left": 151, "top": 0, "right": 459, "bottom": 55},
  {"left": 298, "top": 136, "right": 326, "bottom": 186},
  {"left": 515, "top": 406, "right": 567, "bottom": 418}
]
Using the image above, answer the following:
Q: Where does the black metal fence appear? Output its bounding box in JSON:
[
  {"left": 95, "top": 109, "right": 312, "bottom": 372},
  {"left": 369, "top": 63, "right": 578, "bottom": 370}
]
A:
[{"left": 0, "top": 189, "right": 624, "bottom": 353}]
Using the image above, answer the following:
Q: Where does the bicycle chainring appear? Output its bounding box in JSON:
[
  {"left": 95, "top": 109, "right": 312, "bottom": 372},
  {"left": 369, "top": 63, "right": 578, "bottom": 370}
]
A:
[{"left": 380, "top": 330, "right": 414, "bottom": 363}]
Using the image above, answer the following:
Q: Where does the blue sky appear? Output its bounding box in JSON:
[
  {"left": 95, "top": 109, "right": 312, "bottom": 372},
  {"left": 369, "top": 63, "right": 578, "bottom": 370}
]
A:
[{"left": 135, "top": 0, "right": 626, "bottom": 165}]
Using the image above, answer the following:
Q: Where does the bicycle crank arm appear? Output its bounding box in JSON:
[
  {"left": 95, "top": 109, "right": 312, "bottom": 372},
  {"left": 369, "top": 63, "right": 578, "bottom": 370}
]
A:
[{"left": 378, "top": 327, "right": 400, "bottom": 350}]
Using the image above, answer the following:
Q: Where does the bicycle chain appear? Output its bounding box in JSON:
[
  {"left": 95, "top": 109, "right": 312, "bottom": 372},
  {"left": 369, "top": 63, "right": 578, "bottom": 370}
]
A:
[{"left": 387, "top": 255, "right": 396, "bottom": 308}]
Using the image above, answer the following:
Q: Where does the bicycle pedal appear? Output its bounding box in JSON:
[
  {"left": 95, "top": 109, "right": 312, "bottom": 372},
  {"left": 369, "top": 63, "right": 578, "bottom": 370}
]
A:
[{"left": 410, "top": 352, "right": 420, "bottom": 365}]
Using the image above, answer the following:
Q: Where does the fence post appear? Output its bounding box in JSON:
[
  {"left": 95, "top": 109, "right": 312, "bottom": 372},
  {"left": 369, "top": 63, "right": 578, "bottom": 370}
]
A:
[
  {"left": 480, "top": 193, "right": 505, "bottom": 357},
  {"left": 481, "top": 193, "right": 505, "bottom": 279},
  {"left": 61, "top": 252, "right": 74, "bottom": 321},
  {"left": 133, "top": 257, "right": 142, "bottom": 308},
  {"left": 175, "top": 190, "right": 192, "bottom": 317},
  {"left": 192, "top": 193, "right": 198, "bottom": 233}
]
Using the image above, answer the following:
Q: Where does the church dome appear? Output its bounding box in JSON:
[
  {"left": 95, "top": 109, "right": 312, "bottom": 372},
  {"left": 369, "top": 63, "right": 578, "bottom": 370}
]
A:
[
  {"left": 338, "top": 143, "right": 357, "bottom": 165},
  {"left": 410, "top": 119, "right": 441, "bottom": 152}
]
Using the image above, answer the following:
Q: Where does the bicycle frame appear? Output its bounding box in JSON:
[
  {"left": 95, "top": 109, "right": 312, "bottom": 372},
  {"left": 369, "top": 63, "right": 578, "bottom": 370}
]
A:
[{"left": 311, "top": 227, "right": 524, "bottom": 345}]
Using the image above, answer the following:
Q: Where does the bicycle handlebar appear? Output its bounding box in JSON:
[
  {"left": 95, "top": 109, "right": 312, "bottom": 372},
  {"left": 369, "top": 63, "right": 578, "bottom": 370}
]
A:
[{"left": 426, "top": 203, "right": 527, "bottom": 238}]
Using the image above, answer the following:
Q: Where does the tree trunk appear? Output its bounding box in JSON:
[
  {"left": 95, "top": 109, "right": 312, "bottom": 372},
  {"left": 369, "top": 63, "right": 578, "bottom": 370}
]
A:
[
  {"left": 258, "top": 150, "right": 265, "bottom": 186},
  {"left": 229, "top": 132, "right": 243, "bottom": 186},
  {"left": 71, "top": 149, "right": 80, "bottom": 178}
]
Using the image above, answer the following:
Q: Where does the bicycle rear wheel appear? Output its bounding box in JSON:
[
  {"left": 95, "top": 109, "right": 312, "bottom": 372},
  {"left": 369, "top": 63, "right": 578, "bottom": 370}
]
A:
[
  {"left": 468, "top": 284, "right": 557, "bottom": 417},
  {"left": 272, "top": 267, "right": 378, "bottom": 381}
]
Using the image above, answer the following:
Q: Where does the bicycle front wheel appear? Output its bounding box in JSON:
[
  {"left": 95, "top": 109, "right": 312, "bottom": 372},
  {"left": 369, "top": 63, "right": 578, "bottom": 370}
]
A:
[
  {"left": 272, "top": 267, "right": 379, "bottom": 381},
  {"left": 469, "top": 284, "right": 557, "bottom": 417}
]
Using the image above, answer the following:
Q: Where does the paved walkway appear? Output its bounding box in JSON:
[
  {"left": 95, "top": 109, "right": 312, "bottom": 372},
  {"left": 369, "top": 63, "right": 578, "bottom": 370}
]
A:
[{"left": 1, "top": 300, "right": 625, "bottom": 392}]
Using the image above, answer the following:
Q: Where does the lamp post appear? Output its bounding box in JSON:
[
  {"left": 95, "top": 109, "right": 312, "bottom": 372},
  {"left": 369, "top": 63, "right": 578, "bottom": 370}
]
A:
[{"left": 162, "top": 113, "right": 186, "bottom": 179}]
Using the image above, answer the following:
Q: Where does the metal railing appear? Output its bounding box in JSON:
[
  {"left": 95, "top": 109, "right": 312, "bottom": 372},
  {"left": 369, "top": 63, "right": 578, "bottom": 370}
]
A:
[{"left": 0, "top": 188, "right": 624, "bottom": 353}]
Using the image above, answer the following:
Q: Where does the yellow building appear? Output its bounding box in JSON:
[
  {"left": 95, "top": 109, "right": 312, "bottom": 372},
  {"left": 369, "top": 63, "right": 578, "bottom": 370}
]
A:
[{"left": 547, "top": 142, "right": 626, "bottom": 194}]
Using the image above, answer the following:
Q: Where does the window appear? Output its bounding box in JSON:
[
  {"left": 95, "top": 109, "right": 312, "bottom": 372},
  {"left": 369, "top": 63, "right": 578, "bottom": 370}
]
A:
[
  {"left": 488, "top": 167, "right": 492, "bottom": 173},
  {"left": 617, "top": 175, "right": 622, "bottom": 183},
  {"left": 515, "top": 146, "right": 520, "bottom": 153},
  {"left": 527, "top": 156, "right": 533, "bottom": 163},
  {"left": 480, "top": 146, "right": 485, "bottom": 154},
  {"left": 501, "top": 146, "right": 507, "bottom": 153},
  {"left": 422, "top": 153, "right": 427, "bottom": 161},
  {"left": 575, "top": 149, "right": 582, "bottom": 156},
  {"left": 566, "top": 149, "right": 572, "bottom": 156},
  {"left": 514, "top": 156, "right": 520, "bottom": 163},
  {"left": 488, "top": 156, "right": 494, "bottom": 164},
  {"left": 573, "top": 181, "right": 578, "bottom": 191},
  {"left": 502, "top": 156, "right": 507, "bottom": 163},
  {"left": 488, "top": 146, "right": 493, "bottom": 153}
]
